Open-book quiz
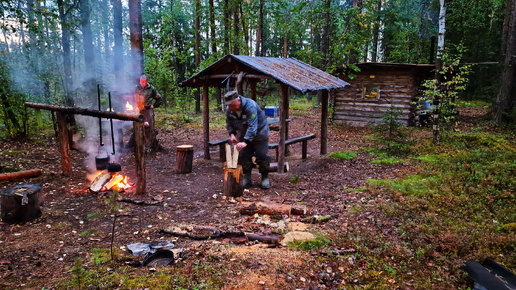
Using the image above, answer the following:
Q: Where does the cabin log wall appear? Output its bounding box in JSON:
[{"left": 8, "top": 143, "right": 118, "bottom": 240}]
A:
[{"left": 334, "top": 66, "right": 431, "bottom": 126}]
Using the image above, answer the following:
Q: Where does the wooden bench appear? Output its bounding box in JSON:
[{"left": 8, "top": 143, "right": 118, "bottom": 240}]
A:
[
  {"left": 208, "top": 138, "right": 230, "bottom": 161},
  {"left": 268, "top": 134, "right": 316, "bottom": 161}
]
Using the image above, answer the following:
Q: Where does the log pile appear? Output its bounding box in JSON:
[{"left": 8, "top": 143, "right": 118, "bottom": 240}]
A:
[{"left": 239, "top": 201, "right": 312, "bottom": 217}]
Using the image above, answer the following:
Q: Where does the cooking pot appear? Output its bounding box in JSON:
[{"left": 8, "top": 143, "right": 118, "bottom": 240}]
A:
[{"left": 95, "top": 148, "right": 110, "bottom": 170}]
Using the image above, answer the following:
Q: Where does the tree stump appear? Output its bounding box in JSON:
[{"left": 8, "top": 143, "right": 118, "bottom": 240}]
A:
[
  {"left": 223, "top": 163, "right": 243, "bottom": 197},
  {"left": 176, "top": 145, "right": 194, "bottom": 174},
  {"left": 1, "top": 183, "right": 43, "bottom": 224}
]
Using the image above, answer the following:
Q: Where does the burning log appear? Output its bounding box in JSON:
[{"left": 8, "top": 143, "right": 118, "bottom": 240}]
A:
[
  {"left": 223, "top": 163, "right": 244, "bottom": 197},
  {"left": 239, "top": 201, "right": 312, "bottom": 217},
  {"left": 0, "top": 169, "right": 42, "bottom": 182},
  {"left": 89, "top": 172, "right": 112, "bottom": 193},
  {"left": 176, "top": 145, "right": 194, "bottom": 174},
  {"left": 89, "top": 172, "right": 134, "bottom": 193},
  {"left": 1, "top": 183, "right": 43, "bottom": 224},
  {"left": 24, "top": 102, "right": 144, "bottom": 122}
]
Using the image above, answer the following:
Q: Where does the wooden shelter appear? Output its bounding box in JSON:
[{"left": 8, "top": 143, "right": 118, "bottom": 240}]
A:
[
  {"left": 179, "top": 54, "right": 350, "bottom": 173},
  {"left": 334, "top": 62, "right": 434, "bottom": 126}
]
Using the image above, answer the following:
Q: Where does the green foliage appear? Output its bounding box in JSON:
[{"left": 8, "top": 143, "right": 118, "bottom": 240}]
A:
[
  {"left": 371, "top": 106, "right": 414, "bottom": 156},
  {"left": 287, "top": 234, "right": 331, "bottom": 251},
  {"left": 80, "top": 229, "right": 97, "bottom": 237},
  {"left": 328, "top": 151, "right": 357, "bottom": 159},
  {"left": 420, "top": 44, "right": 473, "bottom": 131}
]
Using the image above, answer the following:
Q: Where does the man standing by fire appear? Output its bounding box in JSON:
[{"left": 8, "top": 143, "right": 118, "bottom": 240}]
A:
[
  {"left": 225, "top": 91, "right": 271, "bottom": 189},
  {"left": 134, "top": 74, "right": 163, "bottom": 150}
]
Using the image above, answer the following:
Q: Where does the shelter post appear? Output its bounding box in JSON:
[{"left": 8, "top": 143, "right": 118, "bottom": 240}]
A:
[
  {"left": 321, "top": 89, "right": 329, "bottom": 155},
  {"left": 134, "top": 121, "right": 146, "bottom": 194},
  {"left": 250, "top": 80, "right": 257, "bottom": 101},
  {"left": 203, "top": 83, "right": 210, "bottom": 159},
  {"left": 278, "top": 83, "right": 289, "bottom": 173},
  {"left": 56, "top": 112, "right": 72, "bottom": 176}
]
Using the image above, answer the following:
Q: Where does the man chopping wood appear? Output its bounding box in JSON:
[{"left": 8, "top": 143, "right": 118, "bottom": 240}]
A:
[
  {"left": 133, "top": 74, "right": 163, "bottom": 151},
  {"left": 225, "top": 91, "right": 271, "bottom": 189}
]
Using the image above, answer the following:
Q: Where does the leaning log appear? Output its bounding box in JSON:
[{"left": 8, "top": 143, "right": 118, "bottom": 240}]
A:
[
  {"left": 240, "top": 201, "right": 312, "bottom": 217},
  {"left": 24, "top": 102, "right": 144, "bottom": 122},
  {"left": 0, "top": 169, "right": 42, "bottom": 182}
]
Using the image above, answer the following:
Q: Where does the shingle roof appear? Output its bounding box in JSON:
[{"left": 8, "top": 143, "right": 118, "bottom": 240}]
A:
[{"left": 179, "top": 54, "right": 349, "bottom": 93}]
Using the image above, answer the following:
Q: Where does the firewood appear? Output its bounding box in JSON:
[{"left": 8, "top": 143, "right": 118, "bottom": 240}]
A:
[
  {"left": 0, "top": 169, "right": 42, "bottom": 182},
  {"left": 88, "top": 172, "right": 111, "bottom": 193},
  {"left": 159, "top": 228, "right": 281, "bottom": 245},
  {"left": 239, "top": 201, "right": 312, "bottom": 217},
  {"left": 223, "top": 163, "right": 243, "bottom": 197},
  {"left": 117, "top": 197, "right": 163, "bottom": 205}
]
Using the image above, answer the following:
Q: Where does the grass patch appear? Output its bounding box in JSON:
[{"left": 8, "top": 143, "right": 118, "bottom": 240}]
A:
[
  {"left": 86, "top": 212, "right": 105, "bottom": 219},
  {"left": 2, "top": 150, "right": 29, "bottom": 155},
  {"left": 369, "top": 157, "right": 403, "bottom": 164},
  {"left": 80, "top": 229, "right": 98, "bottom": 237},
  {"left": 328, "top": 151, "right": 357, "bottom": 159},
  {"left": 287, "top": 233, "right": 331, "bottom": 251}
]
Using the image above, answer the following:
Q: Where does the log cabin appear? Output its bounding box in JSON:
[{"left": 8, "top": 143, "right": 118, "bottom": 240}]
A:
[{"left": 334, "top": 63, "right": 434, "bottom": 126}]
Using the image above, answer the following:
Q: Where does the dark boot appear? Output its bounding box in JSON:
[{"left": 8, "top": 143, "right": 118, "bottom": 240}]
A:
[
  {"left": 239, "top": 158, "right": 253, "bottom": 188},
  {"left": 243, "top": 171, "right": 252, "bottom": 188},
  {"left": 256, "top": 158, "right": 271, "bottom": 189},
  {"left": 260, "top": 171, "right": 270, "bottom": 189}
]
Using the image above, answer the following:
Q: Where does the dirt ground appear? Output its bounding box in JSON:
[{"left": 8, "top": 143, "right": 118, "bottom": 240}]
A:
[{"left": 0, "top": 107, "right": 486, "bottom": 289}]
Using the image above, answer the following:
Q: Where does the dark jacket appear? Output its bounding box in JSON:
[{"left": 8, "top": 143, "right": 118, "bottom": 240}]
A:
[
  {"left": 135, "top": 84, "right": 162, "bottom": 109},
  {"left": 226, "top": 96, "right": 269, "bottom": 143}
]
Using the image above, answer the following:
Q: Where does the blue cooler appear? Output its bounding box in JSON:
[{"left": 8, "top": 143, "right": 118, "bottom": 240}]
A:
[{"left": 264, "top": 106, "right": 278, "bottom": 117}]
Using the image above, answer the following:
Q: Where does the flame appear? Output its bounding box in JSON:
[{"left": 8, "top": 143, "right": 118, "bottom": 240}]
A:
[
  {"left": 89, "top": 171, "right": 134, "bottom": 192},
  {"left": 126, "top": 101, "right": 134, "bottom": 112},
  {"left": 104, "top": 173, "right": 134, "bottom": 191}
]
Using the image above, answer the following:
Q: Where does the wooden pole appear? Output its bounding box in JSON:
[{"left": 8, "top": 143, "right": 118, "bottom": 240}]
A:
[
  {"left": 321, "top": 89, "right": 329, "bottom": 155},
  {"left": 134, "top": 121, "right": 146, "bottom": 194},
  {"left": 56, "top": 112, "right": 72, "bottom": 176},
  {"left": 0, "top": 169, "right": 42, "bottom": 182},
  {"left": 24, "top": 102, "right": 143, "bottom": 122},
  {"left": 278, "top": 84, "right": 289, "bottom": 173},
  {"left": 203, "top": 83, "right": 210, "bottom": 160}
]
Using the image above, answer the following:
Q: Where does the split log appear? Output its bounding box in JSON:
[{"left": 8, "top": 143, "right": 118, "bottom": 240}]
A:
[
  {"left": 223, "top": 163, "right": 243, "bottom": 197},
  {"left": 240, "top": 201, "right": 312, "bottom": 217},
  {"left": 1, "top": 183, "right": 43, "bottom": 223},
  {"left": 0, "top": 169, "right": 42, "bottom": 182},
  {"left": 24, "top": 102, "right": 144, "bottom": 122},
  {"left": 88, "top": 171, "right": 112, "bottom": 193},
  {"left": 176, "top": 145, "right": 194, "bottom": 174}
]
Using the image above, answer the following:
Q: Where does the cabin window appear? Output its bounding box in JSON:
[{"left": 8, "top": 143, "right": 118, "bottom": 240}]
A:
[{"left": 362, "top": 86, "right": 380, "bottom": 99}]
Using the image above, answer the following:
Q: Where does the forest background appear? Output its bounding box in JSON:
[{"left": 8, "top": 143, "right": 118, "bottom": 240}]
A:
[{"left": 1, "top": 0, "right": 515, "bottom": 139}]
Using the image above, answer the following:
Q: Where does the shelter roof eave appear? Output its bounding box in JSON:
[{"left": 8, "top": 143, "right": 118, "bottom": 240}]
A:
[{"left": 179, "top": 54, "right": 350, "bottom": 94}]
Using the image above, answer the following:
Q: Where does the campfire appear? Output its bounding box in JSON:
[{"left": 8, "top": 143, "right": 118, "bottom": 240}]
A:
[{"left": 89, "top": 171, "right": 134, "bottom": 193}]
